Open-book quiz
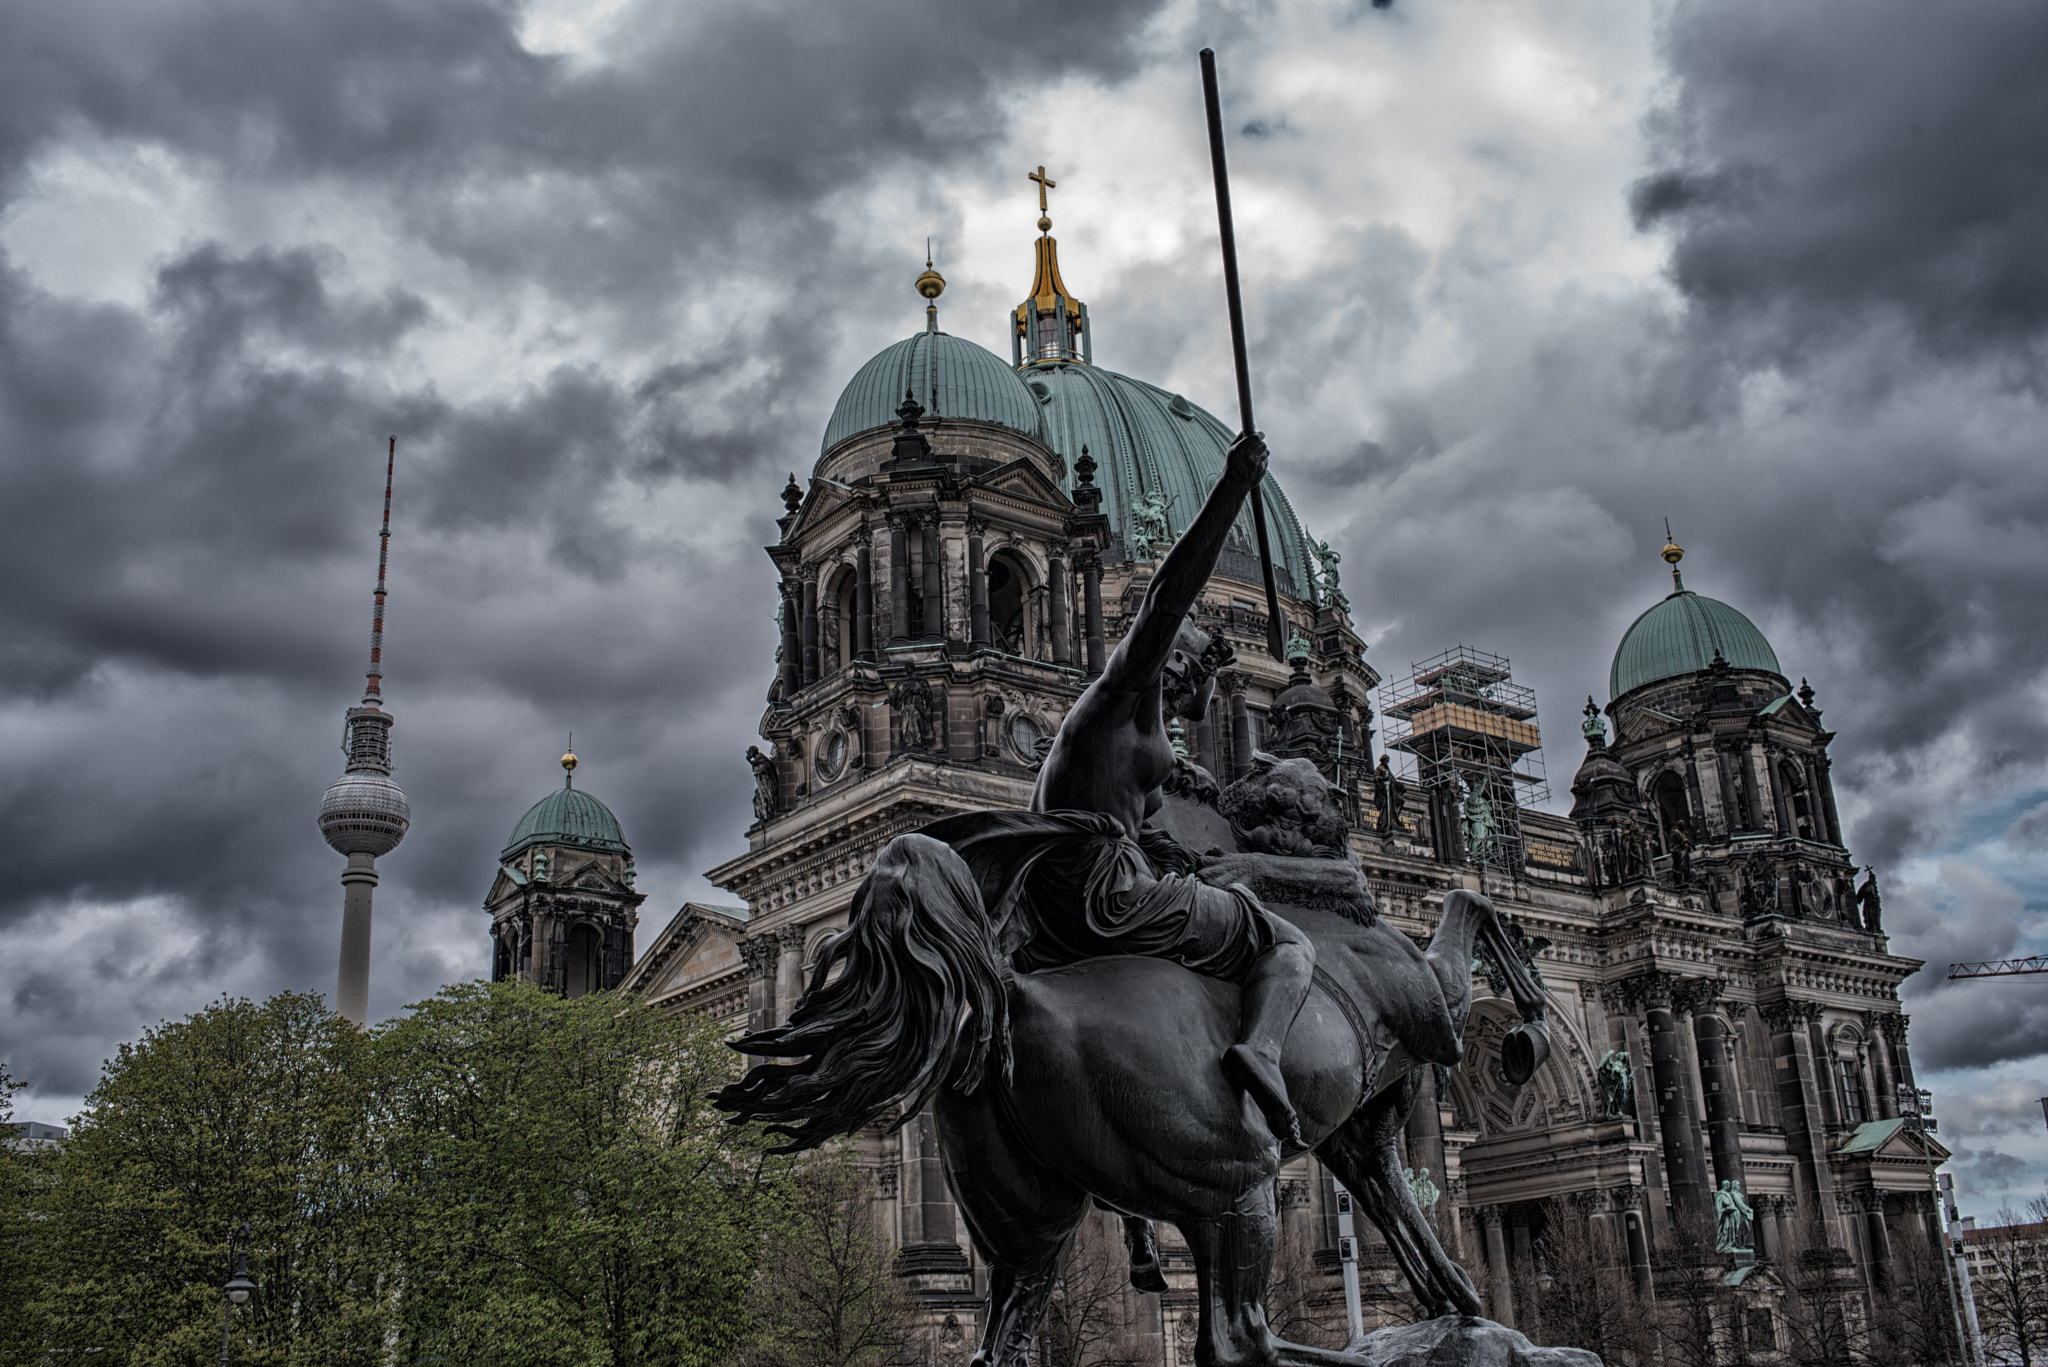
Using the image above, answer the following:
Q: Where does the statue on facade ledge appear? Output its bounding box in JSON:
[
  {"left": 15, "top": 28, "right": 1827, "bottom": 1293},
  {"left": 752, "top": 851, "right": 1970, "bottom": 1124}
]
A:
[
  {"left": 1372, "top": 753, "right": 1407, "bottom": 835},
  {"left": 1715, "top": 1179, "right": 1756, "bottom": 1254},
  {"left": 1856, "top": 866, "right": 1884, "bottom": 933},
  {"left": 1597, "top": 1048, "right": 1635, "bottom": 1120},
  {"left": 745, "top": 745, "right": 776, "bottom": 823}
]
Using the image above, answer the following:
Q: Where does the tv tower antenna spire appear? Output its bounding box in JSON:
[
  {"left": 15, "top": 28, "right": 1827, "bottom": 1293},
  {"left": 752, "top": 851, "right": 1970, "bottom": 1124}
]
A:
[{"left": 317, "top": 437, "right": 413, "bottom": 1027}]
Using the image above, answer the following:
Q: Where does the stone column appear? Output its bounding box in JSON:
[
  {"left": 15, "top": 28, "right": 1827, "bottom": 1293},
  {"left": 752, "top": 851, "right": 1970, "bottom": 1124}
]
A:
[
  {"left": 1480, "top": 1206, "right": 1515, "bottom": 1328},
  {"left": 1691, "top": 739, "right": 1729, "bottom": 838},
  {"left": 1753, "top": 1194, "right": 1778, "bottom": 1264},
  {"left": 887, "top": 514, "right": 910, "bottom": 646},
  {"left": 1717, "top": 741, "right": 1747, "bottom": 830},
  {"left": 774, "top": 926, "right": 806, "bottom": 1028},
  {"left": 1865, "top": 1011, "right": 1898, "bottom": 1119},
  {"left": 1767, "top": 746, "right": 1794, "bottom": 835},
  {"left": 1629, "top": 971, "right": 1709, "bottom": 1214},
  {"left": 739, "top": 936, "right": 779, "bottom": 1034},
  {"left": 1617, "top": 1188, "right": 1654, "bottom": 1299},
  {"left": 1816, "top": 754, "right": 1844, "bottom": 846},
  {"left": 1763, "top": 998, "right": 1836, "bottom": 1221},
  {"left": 1885, "top": 1012, "right": 1918, "bottom": 1090},
  {"left": 779, "top": 578, "right": 802, "bottom": 700},
  {"left": 1079, "top": 548, "right": 1105, "bottom": 677},
  {"left": 1860, "top": 1187, "right": 1893, "bottom": 1290},
  {"left": 1808, "top": 1015, "right": 1843, "bottom": 1131},
  {"left": 853, "top": 529, "right": 875, "bottom": 662},
  {"left": 1048, "top": 542, "right": 1072, "bottom": 666},
  {"left": 1227, "top": 675, "right": 1253, "bottom": 781},
  {"left": 1686, "top": 983, "right": 1747, "bottom": 1191},
  {"left": 800, "top": 566, "right": 820, "bottom": 687},
  {"left": 967, "top": 518, "right": 990, "bottom": 650},
  {"left": 920, "top": 517, "right": 944, "bottom": 642}
]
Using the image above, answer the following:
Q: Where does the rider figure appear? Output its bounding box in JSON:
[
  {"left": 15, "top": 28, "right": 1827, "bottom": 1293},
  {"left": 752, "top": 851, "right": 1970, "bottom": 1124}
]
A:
[{"left": 1031, "top": 431, "right": 1314, "bottom": 1144}]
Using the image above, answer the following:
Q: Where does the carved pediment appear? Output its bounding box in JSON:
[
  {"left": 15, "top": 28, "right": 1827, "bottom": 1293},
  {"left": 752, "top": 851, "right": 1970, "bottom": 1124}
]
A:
[{"left": 972, "top": 457, "right": 1071, "bottom": 510}]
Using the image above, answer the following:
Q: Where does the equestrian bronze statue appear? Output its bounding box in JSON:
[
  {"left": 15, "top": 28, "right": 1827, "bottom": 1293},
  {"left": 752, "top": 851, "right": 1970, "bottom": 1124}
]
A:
[{"left": 717, "top": 427, "right": 1553, "bottom": 1367}]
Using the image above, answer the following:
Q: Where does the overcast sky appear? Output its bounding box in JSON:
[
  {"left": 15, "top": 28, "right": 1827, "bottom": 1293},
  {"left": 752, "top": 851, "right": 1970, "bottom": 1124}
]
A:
[{"left": 2, "top": 0, "right": 2044, "bottom": 1214}]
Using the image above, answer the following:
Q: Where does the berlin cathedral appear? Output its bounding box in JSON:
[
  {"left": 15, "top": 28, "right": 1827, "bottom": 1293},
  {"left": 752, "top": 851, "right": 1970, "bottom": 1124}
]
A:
[{"left": 478, "top": 192, "right": 1935, "bottom": 1360}]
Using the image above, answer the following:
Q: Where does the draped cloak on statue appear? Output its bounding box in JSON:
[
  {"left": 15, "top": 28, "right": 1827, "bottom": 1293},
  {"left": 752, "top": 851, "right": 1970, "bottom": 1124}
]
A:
[{"left": 917, "top": 810, "right": 1277, "bottom": 980}]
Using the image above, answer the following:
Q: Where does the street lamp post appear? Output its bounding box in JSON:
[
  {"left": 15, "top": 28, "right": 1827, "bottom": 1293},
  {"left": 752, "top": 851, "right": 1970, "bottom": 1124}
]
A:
[
  {"left": 219, "top": 1222, "right": 258, "bottom": 1367},
  {"left": 1898, "top": 1085, "right": 1972, "bottom": 1367}
]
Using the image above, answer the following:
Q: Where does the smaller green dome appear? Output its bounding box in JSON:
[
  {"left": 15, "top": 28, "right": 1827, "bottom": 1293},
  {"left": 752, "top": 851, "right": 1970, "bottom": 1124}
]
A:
[
  {"left": 822, "top": 331, "right": 1044, "bottom": 453},
  {"left": 1610, "top": 589, "right": 1783, "bottom": 699},
  {"left": 501, "top": 786, "right": 629, "bottom": 861}
]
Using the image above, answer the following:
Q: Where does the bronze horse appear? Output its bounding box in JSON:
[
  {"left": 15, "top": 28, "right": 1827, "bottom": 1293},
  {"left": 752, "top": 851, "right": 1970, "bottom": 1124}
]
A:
[{"left": 717, "top": 760, "right": 1550, "bottom": 1367}]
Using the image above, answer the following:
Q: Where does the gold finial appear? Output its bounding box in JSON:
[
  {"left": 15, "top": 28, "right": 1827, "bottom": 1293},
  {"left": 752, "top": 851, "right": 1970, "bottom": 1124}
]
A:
[
  {"left": 915, "top": 241, "right": 945, "bottom": 301},
  {"left": 561, "top": 733, "right": 578, "bottom": 787},
  {"left": 1029, "top": 164, "right": 1057, "bottom": 234},
  {"left": 1661, "top": 518, "right": 1685, "bottom": 591}
]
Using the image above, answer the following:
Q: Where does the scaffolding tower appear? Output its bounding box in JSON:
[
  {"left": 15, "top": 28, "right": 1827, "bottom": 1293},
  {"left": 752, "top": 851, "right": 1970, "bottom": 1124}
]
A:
[{"left": 1377, "top": 645, "right": 1548, "bottom": 871}]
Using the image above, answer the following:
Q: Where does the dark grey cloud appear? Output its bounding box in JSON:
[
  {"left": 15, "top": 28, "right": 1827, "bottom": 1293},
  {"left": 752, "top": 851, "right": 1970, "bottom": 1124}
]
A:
[
  {"left": 0, "top": 0, "right": 1172, "bottom": 1108},
  {"left": 1633, "top": 0, "right": 2048, "bottom": 366},
  {"left": 4, "top": 0, "right": 2047, "bottom": 1121}
]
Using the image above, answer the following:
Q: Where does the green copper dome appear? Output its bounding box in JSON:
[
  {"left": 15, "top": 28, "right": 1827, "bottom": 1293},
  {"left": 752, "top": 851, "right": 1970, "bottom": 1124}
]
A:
[
  {"left": 501, "top": 786, "right": 629, "bottom": 861},
  {"left": 822, "top": 331, "right": 1044, "bottom": 452},
  {"left": 1610, "top": 587, "right": 1783, "bottom": 699},
  {"left": 1028, "top": 362, "right": 1314, "bottom": 597}
]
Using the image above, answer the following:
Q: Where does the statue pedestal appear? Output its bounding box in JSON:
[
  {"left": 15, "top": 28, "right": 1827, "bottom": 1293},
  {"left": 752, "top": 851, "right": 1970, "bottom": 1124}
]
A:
[{"left": 1351, "top": 1315, "right": 1603, "bottom": 1367}]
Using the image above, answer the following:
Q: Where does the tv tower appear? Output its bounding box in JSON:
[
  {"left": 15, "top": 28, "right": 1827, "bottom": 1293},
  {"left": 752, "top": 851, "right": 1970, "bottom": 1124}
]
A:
[{"left": 316, "top": 437, "right": 412, "bottom": 1027}]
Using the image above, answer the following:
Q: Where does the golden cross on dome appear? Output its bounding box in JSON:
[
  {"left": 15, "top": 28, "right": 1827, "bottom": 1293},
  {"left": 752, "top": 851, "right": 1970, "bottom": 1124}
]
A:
[
  {"left": 1029, "top": 165, "right": 1057, "bottom": 211},
  {"left": 1028, "top": 165, "right": 1057, "bottom": 232}
]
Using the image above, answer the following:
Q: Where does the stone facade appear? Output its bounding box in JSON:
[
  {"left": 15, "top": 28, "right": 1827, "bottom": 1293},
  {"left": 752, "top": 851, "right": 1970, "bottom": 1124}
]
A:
[{"left": 612, "top": 256, "right": 1936, "bottom": 1362}]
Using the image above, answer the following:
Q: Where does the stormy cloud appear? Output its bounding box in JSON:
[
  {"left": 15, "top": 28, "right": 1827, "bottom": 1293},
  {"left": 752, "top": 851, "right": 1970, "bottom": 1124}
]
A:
[{"left": 1, "top": 0, "right": 2044, "bottom": 1217}]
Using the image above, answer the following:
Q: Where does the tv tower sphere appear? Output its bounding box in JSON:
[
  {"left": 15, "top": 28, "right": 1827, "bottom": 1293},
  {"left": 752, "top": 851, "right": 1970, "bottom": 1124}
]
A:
[{"left": 318, "top": 762, "right": 411, "bottom": 856}]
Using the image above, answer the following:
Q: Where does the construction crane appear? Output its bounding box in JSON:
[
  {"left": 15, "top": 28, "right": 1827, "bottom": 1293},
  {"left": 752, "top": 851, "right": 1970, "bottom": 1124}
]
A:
[{"left": 1948, "top": 957, "right": 2048, "bottom": 979}]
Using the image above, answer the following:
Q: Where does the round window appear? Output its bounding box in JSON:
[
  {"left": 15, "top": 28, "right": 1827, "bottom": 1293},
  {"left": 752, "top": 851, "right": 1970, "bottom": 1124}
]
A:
[
  {"left": 1009, "top": 713, "right": 1043, "bottom": 758},
  {"left": 817, "top": 729, "right": 850, "bottom": 782}
]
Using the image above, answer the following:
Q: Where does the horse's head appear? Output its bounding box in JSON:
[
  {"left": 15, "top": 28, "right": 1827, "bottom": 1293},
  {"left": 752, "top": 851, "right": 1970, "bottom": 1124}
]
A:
[{"left": 1218, "top": 753, "right": 1350, "bottom": 858}]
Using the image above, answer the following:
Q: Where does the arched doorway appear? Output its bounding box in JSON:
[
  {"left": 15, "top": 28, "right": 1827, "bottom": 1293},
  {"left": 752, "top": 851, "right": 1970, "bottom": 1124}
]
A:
[
  {"left": 1648, "top": 771, "right": 1691, "bottom": 854},
  {"left": 987, "top": 551, "right": 1032, "bottom": 657}
]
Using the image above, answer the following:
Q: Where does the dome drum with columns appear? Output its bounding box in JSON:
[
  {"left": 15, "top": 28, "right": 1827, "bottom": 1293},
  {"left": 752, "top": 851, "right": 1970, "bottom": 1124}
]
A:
[{"left": 605, "top": 191, "right": 1929, "bottom": 1359}]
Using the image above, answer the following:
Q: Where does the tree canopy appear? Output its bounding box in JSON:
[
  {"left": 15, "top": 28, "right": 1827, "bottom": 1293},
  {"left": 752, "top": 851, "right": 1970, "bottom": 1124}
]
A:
[{"left": 10, "top": 981, "right": 798, "bottom": 1366}]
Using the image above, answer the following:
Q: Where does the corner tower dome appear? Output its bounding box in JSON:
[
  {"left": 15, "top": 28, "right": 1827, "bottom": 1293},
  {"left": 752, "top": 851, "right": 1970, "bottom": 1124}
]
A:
[
  {"left": 501, "top": 754, "right": 629, "bottom": 862},
  {"left": 1609, "top": 539, "right": 1783, "bottom": 698},
  {"left": 821, "top": 332, "right": 1044, "bottom": 453}
]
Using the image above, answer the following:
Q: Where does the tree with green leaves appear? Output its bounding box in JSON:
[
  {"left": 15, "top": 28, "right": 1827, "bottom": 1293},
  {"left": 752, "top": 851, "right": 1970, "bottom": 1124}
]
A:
[
  {"left": 0, "top": 1064, "right": 47, "bottom": 1361},
  {"left": 377, "top": 979, "right": 781, "bottom": 1366},
  {"left": 31, "top": 990, "right": 390, "bottom": 1365}
]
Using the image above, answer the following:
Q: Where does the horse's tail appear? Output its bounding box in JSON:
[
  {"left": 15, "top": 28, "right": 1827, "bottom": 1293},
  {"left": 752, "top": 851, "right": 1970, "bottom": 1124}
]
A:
[
  {"left": 712, "top": 833, "right": 1013, "bottom": 1153},
  {"left": 1458, "top": 889, "right": 1553, "bottom": 1087}
]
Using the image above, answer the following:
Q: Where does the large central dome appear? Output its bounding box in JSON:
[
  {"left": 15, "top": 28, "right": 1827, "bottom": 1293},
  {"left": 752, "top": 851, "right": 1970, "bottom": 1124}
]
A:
[
  {"left": 1026, "top": 361, "right": 1313, "bottom": 598},
  {"left": 817, "top": 228, "right": 1318, "bottom": 600}
]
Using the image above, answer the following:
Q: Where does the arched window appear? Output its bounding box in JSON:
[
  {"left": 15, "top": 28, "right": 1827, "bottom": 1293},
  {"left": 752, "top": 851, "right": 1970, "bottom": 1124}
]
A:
[
  {"left": 1649, "top": 771, "right": 1691, "bottom": 854},
  {"left": 563, "top": 924, "right": 602, "bottom": 998},
  {"left": 827, "top": 566, "right": 858, "bottom": 670},
  {"left": 1778, "top": 760, "right": 1815, "bottom": 839},
  {"left": 492, "top": 928, "right": 513, "bottom": 982},
  {"left": 987, "top": 550, "right": 1032, "bottom": 657}
]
